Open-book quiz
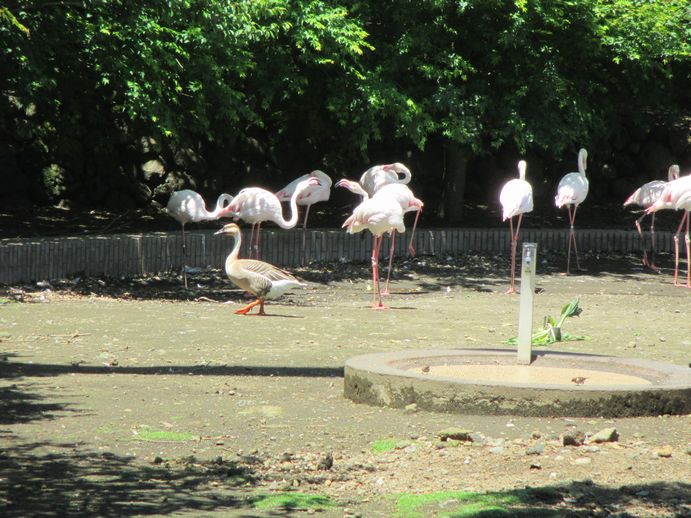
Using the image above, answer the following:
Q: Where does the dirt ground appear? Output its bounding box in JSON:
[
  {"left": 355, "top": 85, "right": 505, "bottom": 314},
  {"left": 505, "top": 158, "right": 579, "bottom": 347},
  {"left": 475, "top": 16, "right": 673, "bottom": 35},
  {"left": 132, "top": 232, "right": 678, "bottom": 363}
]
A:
[{"left": 1, "top": 251, "right": 690, "bottom": 517}]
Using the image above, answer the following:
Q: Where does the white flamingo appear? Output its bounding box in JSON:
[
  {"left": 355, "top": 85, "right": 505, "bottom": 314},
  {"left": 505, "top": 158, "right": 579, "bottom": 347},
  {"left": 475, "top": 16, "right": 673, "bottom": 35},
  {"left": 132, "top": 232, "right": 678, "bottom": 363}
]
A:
[
  {"left": 275, "top": 170, "right": 332, "bottom": 259},
  {"left": 227, "top": 177, "right": 319, "bottom": 258},
  {"left": 555, "top": 148, "right": 589, "bottom": 274},
  {"left": 645, "top": 173, "right": 691, "bottom": 288},
  {"left": 499, "top": 160, "right": 533, "bottom": 294},
  {"left": 624, "top": 164, "right": 680, "bottom": 270},
  {"left": 166, "top": 189, "right": 233, "bottom": 288},
  {"left": 342, "top": 191, "right": 405, "bottom": 309},
  {"left": 214, "top": 223, "right": 305, "bottom": 315}
]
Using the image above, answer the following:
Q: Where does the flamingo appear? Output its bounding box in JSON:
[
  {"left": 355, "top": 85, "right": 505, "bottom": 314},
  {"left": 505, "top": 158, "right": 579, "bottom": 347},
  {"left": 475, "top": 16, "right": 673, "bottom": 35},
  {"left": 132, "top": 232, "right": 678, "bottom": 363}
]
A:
[
  {"left": 555, "top": 148, "right": 589, "bottom": 274},
  {"left": 624, "top": 164, "right": 680, "bottom": 270},
  {"left": 342, "top": 191, "right": 405, "bottom": 309},
  {"left": 166, "top": 189, "right": 233, "bottom": 288},
  {"left": 359, "top": 162, "right": 412, "bottom": 197},
  {"left": 227, "top": 177, "right": 320, "bottom": 258},
  {"left": 336, "top": 179, "right": 423, "bottom": 294},
  {"left": 645, "top": 173, "right": 691, "bottom": 288},
  {"left": 275, "top": 170, "right": 332, "bottom": 260},
  {"left": 214, "top": 223, "right": 306, "bottom": 315},
  {"left": 499, "top": 160, "right": 533, "bottom": 294}
]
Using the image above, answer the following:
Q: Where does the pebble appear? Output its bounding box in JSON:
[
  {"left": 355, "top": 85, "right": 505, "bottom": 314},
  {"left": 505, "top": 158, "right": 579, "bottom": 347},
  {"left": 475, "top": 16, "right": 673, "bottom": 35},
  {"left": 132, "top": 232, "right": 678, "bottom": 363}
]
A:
[
  {"left": 589, "top": 427, "right": 618, "bottom": 443},
  {"left": 404, "top": 403, "right": 418, "bottom": 414},
  {"left": 526, "top": 442, "right": 545, "bottom": 456},
  {"left": 654, "top": 446, "right": 673, "bottom": 458},
  {"left": 562, "top": 431, "right": 586, "bottom": 446},
  {"left": 574, "top": 457, "right": 592, "bottom": 465},
  {"left": 438, "top": 428, "right": 473, "bottom": 442}
]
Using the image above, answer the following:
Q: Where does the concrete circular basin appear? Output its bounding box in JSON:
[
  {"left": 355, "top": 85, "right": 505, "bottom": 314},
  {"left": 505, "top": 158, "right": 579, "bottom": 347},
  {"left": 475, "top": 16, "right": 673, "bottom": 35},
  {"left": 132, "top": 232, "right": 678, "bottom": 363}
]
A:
[{"left": 344, "top": 348, "right": 691, "bottom": 417}]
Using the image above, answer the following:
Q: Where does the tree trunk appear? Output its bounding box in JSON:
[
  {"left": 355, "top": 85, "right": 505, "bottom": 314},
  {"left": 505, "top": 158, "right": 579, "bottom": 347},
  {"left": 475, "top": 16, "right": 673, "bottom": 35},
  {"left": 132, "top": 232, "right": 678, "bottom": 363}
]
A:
[{"left": 439, "top": 141, "right": 469, "bottom": 224}]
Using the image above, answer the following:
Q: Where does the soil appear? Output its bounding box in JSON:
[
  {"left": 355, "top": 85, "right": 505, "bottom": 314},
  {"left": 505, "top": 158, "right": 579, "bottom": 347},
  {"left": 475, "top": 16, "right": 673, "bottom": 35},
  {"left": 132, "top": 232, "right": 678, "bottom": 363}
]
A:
[{"left": 1, "top": 248, "right": 690, "bottom": 517}]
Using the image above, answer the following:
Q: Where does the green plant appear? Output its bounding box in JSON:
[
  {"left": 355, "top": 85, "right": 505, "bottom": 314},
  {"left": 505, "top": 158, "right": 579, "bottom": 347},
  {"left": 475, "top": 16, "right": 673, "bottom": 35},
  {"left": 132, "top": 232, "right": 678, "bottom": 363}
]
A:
[{"left": 505, "top": 297, "right": 589, "bottom": 346}]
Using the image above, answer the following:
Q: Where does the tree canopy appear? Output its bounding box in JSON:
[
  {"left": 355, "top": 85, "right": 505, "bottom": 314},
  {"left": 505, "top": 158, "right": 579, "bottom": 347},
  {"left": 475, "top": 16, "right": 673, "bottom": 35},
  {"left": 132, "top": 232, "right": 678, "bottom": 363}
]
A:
[{"left": 1, "top": 0, "right": 688, "bottom": 218}]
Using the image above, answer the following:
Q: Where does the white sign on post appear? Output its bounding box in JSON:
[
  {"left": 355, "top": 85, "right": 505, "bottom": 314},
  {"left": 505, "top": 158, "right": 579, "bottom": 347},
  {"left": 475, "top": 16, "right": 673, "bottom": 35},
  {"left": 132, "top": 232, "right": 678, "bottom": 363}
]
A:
[{"left": 517, "top": 243, "right": 537, "bottom": 365}]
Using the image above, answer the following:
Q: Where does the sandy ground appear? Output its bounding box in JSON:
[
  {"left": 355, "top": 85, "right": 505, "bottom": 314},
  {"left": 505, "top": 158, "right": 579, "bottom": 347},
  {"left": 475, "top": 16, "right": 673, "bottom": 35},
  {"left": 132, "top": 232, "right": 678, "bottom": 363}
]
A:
[{"left": 1, "top": 252, "right": 690, "bottom": 517}]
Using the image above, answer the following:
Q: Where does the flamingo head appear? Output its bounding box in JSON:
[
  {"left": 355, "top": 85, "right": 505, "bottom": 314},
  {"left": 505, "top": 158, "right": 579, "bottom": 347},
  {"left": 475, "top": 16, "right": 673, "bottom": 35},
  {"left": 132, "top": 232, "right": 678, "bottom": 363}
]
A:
[{"left": 409, "top": 199, "right": 424, "bottom": 210}]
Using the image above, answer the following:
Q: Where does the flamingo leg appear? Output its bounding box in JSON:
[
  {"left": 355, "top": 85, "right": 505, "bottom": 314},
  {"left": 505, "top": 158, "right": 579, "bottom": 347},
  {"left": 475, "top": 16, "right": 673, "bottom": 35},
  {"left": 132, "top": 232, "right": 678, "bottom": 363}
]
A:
[
  {"left": 672, "top": 212, "right": 688, "bottom": 286},
  {"left": 634, "top": 213, "right": 649, "bottom": 268},
  {"left": 248, "top": 224, "right": 256, "bottom": 258},
  {"left": 181, "top": 223, "right": 188, "bottom": 289},
  {"left": 383, "top": 231, "right": 396, "bottom": 296},
  {"left": 565, "top": 205, "right": 581, "bottom": 274},
  {"left": 685, "top": 213, "right": 691, "bottom": 288},
  {"left": 235, "top": 298, "right": 262, "bottom": 315},
  {"left": 301, "top": 204, "right": 311, "bottom": 265},
  {"left": 408, "top": 209, "right": 421, "bottom": 256},
  {"left": 371, "top": 236, "right": 385, "bottom": 309},
  {"left": 505, "top": 214, "right": 523, "bottom": 294},
  {"left": 649, "top": 213, "right": 660, "bottom": 271},
  {"left": 254, "top": 223, "right": 262, "bottom": 259}
]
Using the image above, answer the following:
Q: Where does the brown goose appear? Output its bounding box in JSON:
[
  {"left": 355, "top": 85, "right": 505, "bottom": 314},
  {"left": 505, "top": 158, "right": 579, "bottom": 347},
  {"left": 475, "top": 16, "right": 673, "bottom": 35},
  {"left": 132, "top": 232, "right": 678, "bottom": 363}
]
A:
[{"left": 214, "top": 223, "right": 305, "bottom": 315}]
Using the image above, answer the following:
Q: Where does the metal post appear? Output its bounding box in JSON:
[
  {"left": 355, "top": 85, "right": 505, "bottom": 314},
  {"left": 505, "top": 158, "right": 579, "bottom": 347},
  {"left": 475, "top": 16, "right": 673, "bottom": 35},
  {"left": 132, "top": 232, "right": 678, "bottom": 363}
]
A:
[{"left": 517, "top": 242, "right": 537, "bottom": 365}]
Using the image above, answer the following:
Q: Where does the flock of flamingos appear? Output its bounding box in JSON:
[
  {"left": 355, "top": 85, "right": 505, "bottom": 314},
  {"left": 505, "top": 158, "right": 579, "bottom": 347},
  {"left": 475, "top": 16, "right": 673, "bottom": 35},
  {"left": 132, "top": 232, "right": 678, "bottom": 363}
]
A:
[{"left": 166, "top": 149, "right": 691, "bottom": 315}]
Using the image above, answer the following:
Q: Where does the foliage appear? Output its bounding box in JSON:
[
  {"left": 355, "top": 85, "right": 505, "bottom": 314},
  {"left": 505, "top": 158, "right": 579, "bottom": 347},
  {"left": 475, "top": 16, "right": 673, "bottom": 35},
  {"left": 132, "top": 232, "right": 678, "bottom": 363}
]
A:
[
  {"left": 505, "top": 296, "right": 589, "bottom": 346},
  {"left": 1, "top": 1, "right": 688, "bottom": 208}
]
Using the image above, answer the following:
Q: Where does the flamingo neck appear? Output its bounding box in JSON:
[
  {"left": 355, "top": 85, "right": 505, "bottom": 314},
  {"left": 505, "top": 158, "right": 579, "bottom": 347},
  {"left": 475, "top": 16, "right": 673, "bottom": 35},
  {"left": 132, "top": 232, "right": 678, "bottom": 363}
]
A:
[
  {"left": 518, "top": 161, "right": 527, "bottom": 181},
  {"left": 275, "top": 184, "right": 303, "bottom": 229},
  {"left": 578, "top": 150, "right": 587, "bottom": 177},
  {"left": 208, "top": 194, "right": 234, "bottom": 219}
]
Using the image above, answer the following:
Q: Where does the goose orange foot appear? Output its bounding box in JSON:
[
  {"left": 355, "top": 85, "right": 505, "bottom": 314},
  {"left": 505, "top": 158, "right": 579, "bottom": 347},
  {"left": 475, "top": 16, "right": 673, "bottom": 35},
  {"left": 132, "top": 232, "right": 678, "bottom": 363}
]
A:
[{"left": 235, "top": 299, "right": 265, "bottom": 315}]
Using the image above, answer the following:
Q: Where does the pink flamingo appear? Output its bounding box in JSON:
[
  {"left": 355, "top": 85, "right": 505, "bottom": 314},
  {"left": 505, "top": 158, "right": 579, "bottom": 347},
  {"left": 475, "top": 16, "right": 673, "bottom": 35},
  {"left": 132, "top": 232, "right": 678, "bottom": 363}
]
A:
[
  {"left": 227, "top": 177, "right": 319, "bottom": 258},
  {"left": 342, "top": 191, "right": 405, "bottom": 309},
  {"left": 624, "top": 165, "right": 680, "bottom": 270},
  {"left": 166, "top": 189, "right": 233, "bottom": 288},
  {"left": 555, "top": 148, "right": 589, "bottom": 274},
  {"left": 337, "top": 179, "right": 423, "bottom": 294},
  {"left": 275, "top": 170, "right": 332, "bottom": 259},
  {"left": 645, "top": 173, "right": 691, "bottom": 288},
  {"left": 499, "top": 160, "right": 533, "bottom": 294}
]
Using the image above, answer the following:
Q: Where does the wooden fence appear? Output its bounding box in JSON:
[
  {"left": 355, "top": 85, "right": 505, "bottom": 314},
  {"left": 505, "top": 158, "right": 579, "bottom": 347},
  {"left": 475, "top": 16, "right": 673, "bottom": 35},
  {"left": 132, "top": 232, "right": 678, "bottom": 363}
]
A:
[{"left": 0, "top": 227, "right": 673, "bottom": 284}]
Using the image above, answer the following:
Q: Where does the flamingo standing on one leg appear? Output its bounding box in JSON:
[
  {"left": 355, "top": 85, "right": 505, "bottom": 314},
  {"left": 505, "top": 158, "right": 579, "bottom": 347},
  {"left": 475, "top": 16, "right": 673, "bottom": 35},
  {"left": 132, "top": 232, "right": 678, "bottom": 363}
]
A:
[
  {"left": 624, "top": 164, "right": 680, "bottom": 270},
  {"left": 227, "top": 177, "right": 320, "bottom": 259},
  {"left": 275, "top": 170, "right": 332, "bottom": 261},
  {"left": 336, "top": 179, "right": 423, "bottom": 294},
  {"left": 645, "top": 173, "right": 691, "bottom": 288},
  {"left": 499, "top": 160, "right": 533, "bottom": 294},
  {"left": 341, "top": 192, "right": 405, "bottom": 309},
  {"left": 166, "top": 189, "right": 233, "bottom": 288},
  {"left": 555, "top": 148, "right": 589, "bottom": 275},
  {"left": 214, "top": 223, "right": 306, "bottom": 315}
]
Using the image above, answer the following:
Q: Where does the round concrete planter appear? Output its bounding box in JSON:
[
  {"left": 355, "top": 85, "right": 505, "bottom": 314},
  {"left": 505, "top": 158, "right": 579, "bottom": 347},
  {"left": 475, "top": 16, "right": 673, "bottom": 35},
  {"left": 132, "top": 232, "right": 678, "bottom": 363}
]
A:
[{"left": 344, "top": 348, "right": 690, "bottom": 417}]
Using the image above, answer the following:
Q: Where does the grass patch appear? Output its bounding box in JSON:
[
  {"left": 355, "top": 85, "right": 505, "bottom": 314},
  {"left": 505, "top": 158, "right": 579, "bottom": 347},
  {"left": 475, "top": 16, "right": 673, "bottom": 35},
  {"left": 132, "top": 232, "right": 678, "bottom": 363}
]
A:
[
  {"left": 371, "top": 438, "right": 410, "bottom": 453},
  {"left": 249, "top": 492, "right": 335, "bottom": 511},
  {"left": 133, "top": 427, "right": 197, "bottom": 442},
  {"left": 394, "top": 490, "right": 539, "bottom": 518}
]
